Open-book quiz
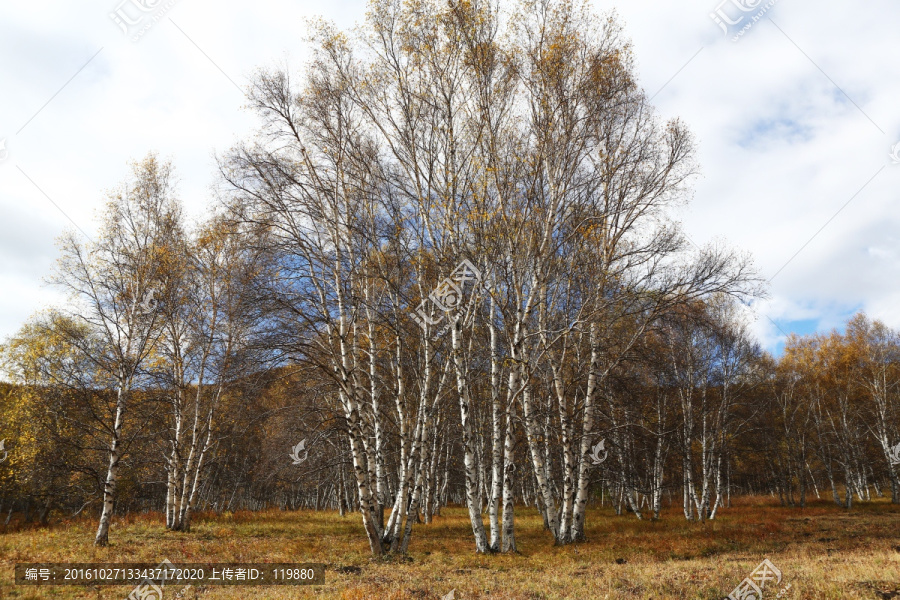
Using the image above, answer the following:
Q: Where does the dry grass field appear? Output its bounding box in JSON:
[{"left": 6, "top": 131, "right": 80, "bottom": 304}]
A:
[{"left": 1, "top": 497, "right": 899, "bottom": 599}]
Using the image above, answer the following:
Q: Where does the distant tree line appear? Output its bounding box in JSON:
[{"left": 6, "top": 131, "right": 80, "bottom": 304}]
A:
[{"left": 1, "top": 0, "right": 897, "bottom": 558}]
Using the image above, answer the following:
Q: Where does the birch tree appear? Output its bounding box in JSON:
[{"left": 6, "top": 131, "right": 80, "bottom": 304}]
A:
[{"left": 52, "top": 154, "right": 179, "bottom": 545}]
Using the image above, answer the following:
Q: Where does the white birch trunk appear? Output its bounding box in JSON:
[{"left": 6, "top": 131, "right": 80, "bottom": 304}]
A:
[
  {"left": 451, "top": 322, "right": 490, "bottom": 552},
  {"left": 95, "top": 382, "right": 127, "bottom": 546},
  {"left": 571, "top": 324, "right": 599, "bottom": 541},
  {"left": 488, "top": 297, "right": 503, "bottom": 551}
]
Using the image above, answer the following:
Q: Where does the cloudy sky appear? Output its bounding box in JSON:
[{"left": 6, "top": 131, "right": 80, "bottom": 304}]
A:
[{"left": 1, "top": 0, "right": 898, "bottom": 354}]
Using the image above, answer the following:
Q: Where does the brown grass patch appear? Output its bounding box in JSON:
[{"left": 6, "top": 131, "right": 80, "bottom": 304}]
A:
[{"left": 1, "top": 496, "right": 898, "bottom": 598}]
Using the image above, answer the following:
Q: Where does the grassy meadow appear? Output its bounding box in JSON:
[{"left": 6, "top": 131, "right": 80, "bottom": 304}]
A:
[{"left": 1, "top": 497, "right": 899, "bottom": 599}]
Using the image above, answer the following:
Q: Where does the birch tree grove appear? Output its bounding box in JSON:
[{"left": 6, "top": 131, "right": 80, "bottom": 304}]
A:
[
  {"left": 157, "top": 216, "right": 271, "bottom": 532},
  {"left": 221, "top": 0, "right": 760, "bottom": 553}
]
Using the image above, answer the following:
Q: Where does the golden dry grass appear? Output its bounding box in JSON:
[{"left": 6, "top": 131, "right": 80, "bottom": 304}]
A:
[{"left": 1, "top": 496, "right": 899, "bottom": 599}]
